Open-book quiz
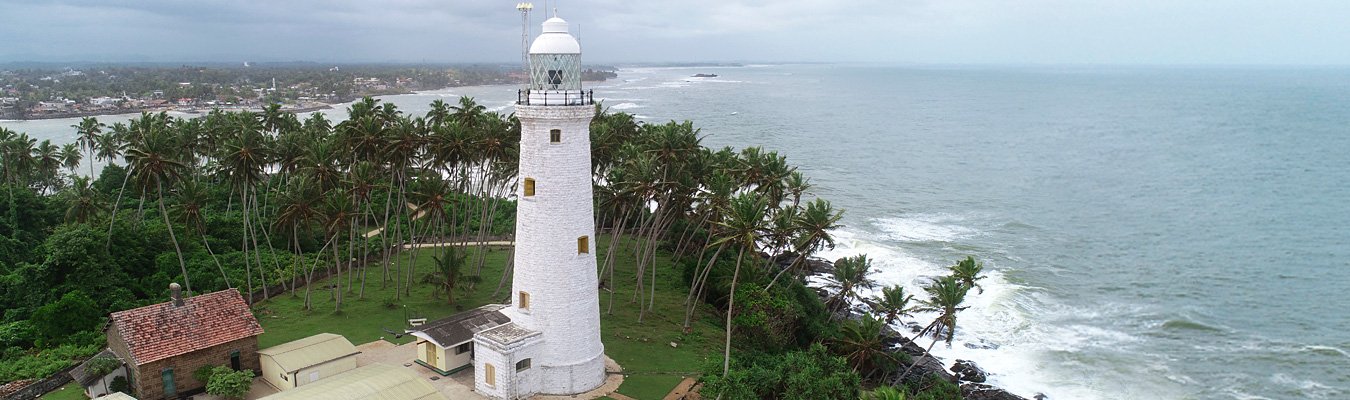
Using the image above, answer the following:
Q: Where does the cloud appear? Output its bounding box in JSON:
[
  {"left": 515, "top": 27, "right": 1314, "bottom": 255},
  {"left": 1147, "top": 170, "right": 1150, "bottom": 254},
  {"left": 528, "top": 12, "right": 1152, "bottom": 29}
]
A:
[{"left": 1, "top": 0, "right": 1349, "bottom": 64}]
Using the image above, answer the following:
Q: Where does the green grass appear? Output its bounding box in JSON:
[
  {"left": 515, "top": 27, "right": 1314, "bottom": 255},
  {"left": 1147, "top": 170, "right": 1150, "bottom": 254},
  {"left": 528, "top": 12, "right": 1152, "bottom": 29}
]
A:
[
  {"left": 614, "top": 374, "right": 686, "bottom": 399},
  {"left": 39, "top": 382, "right": 87, "bottom": 400},
  {"left": 253, "top": 235, "right": 725, "bottom": 398}
]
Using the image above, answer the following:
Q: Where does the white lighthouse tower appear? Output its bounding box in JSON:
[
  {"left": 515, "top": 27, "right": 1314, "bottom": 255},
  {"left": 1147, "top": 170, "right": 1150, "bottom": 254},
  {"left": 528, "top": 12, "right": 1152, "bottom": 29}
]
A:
[{"left": 470, "top": 13, "right": 604, "bottom": 399}]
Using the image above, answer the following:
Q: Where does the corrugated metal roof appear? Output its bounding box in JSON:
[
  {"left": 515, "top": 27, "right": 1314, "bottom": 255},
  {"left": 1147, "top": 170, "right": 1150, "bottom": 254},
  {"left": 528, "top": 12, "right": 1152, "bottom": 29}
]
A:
[
  {"left": 257, "top": 333, "right": 359, "bottom": 373},
  {"left": 259, "top": 363, "right": 448, "bottom": 400},
  {"left": 69, "top": 348, "right": 120, "bottom": 386},
  {"left": 411, "top": 304, "right": 510, "bottom": 347}
]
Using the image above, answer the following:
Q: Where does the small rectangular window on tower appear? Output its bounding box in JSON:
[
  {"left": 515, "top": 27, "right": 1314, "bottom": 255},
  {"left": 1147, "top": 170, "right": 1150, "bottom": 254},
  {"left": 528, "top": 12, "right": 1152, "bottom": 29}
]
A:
[
  {"left": 550, "top": 129, "right": 561, "bottom": 143},
  {"left": 578, "top": 236, "right": 589, "bottom": 254},
  {"left": 485, "top": 363, "right": 496, "bottom": 387},
  {"left": 523, "top": 178, "right": 535, "bottom": 197},
  {"left": 519, "top": 291, "right": 530, "bottom": 310},
  {"left": 516, "top": 358, "right": 532, "bottom": 372}
]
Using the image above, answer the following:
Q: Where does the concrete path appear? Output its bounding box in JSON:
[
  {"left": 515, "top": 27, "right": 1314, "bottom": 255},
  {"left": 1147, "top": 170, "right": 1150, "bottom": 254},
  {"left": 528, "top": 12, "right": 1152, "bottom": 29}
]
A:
[
  {"left": 401, "top": 241, "right": 513, "bottom": 249},
  {"left": 355, "top": 339, "right": 628, "bottom": 400},
  {"left": 662, "top": 377, "right": 699, "bottom": 400}
]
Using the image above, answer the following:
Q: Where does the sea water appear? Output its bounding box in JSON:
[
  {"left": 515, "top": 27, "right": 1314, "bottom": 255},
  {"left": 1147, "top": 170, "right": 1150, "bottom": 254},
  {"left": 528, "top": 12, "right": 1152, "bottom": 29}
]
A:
[{"left": 6, "top": 64, "right": 1349, "bottom": 399}]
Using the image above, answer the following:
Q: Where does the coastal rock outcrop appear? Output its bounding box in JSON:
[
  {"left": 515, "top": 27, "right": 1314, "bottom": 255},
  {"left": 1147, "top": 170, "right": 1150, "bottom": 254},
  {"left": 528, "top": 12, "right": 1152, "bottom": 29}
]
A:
[
  {"left": 951, "top": 359, "right": 988, "bottom": 383},
  {"left": 962, "top": 383, "right": 1030, "bottom": 400}
]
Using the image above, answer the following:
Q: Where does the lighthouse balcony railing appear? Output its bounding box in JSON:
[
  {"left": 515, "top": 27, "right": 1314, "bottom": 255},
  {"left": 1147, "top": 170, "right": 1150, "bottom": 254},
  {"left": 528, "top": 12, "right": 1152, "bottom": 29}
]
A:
[{"left": 517, "top": 89, "right": 594, "bottom": 106}]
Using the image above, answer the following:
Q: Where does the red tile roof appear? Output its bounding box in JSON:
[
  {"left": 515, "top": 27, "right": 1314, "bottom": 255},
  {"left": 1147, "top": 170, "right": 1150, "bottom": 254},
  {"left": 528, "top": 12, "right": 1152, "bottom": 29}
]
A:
[{"left": 109, "top": 289, "right": 263, "bottom": 366}]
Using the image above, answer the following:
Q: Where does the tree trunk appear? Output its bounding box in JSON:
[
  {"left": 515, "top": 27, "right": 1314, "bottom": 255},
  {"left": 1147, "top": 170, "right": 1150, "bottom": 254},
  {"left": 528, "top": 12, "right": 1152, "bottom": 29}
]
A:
[
  {"left": 159, "top": 182, "right": 191, "bottom": 295},
  {"left": 723, "top": 247, "right": 746, "bottom": 377}
]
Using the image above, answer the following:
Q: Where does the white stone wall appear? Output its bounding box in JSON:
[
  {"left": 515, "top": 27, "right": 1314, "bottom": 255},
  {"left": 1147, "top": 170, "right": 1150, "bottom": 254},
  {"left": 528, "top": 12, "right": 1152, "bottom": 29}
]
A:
[
  {"left": 473, "top": 334, "right": 544, "bottom": 400},
  {"left": 83, "top": 366, "right": 129, "bottom": 398},
  {"left": 510, "top": 104, "right": 607, "bottom": 394}
]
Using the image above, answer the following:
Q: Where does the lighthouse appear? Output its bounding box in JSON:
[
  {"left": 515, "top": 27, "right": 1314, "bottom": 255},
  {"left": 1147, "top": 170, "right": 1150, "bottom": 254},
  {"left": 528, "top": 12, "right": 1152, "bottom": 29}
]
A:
[{"left": 469, "top": 13, "right": 605, "bottom": 399}]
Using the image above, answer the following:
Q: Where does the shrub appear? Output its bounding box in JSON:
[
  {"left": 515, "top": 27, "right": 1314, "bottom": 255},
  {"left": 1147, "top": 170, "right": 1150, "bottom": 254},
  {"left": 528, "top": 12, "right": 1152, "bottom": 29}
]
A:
[
  {"left": 700, "top": 343, "right": 861, "bottom": 400},
  {"left": 109, "top": 375, "right": 131, "bottom": 395},
  {"left": 205, "top": 366, "right": 254, "bottom": 399}
]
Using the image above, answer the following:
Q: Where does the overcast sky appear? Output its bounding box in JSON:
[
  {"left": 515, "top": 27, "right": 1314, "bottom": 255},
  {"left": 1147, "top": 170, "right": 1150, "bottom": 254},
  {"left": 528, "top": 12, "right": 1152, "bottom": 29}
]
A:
[{"left": 2, "top": 0, "right": 1349, "bottom": 65}]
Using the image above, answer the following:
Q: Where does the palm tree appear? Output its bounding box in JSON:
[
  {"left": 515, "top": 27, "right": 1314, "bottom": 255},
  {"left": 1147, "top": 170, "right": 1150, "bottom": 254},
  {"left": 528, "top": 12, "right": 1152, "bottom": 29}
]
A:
[
  {"left": 73, "top": 117, "right": 104, "bottom": 178},
  {"left": 425, "top": 247, "right": 479, "bottom": 304},
  {"left": 949, "top": 256, "right": 986, "bottom": 294},
  {"left": 273, "top": 176, "right": 319, "bottom": 309},
  {"left": 872, "top": 285, "right": 916, "bottom": 326},
  {"left": 173, "top": 178, "right": 231, "bottom": 289},
  {"left": 33, "top": 140, "right": 61, "bottom": 193},
  {"left": 864, "top": 386, "right": 907, "bottom": 400},
  {"left": 766, "top": 198, "right": 843, "bottom": 289},
  {"left": 60, "top": 143, "right": 82, "bottom": 176},
  {"left": 823, "top": 254, "right": 878, "bottom": 314},
  {"left": 64, "top": 176, "right": 105, "bottom": 223},
  {"left": 707, "top": 192, "right": 770, "bottom": 376},
  {"left": 218, "top": 115, "right": 272, "bottom": 303},
  {"left": 833, "top": 314, "right": 901, "bottom": 379},
  {"left": 900, "top": 276, "right": 970, "bottom": 381},
  {"left": 124, "top": 120, "right": 191, "bottom": 294}
]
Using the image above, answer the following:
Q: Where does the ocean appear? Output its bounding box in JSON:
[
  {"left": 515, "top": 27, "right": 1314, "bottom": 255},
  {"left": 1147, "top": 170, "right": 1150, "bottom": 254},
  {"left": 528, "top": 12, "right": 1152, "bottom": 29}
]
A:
[{"left": 5, "top": 64, "right": 1348, "bottom": 399}]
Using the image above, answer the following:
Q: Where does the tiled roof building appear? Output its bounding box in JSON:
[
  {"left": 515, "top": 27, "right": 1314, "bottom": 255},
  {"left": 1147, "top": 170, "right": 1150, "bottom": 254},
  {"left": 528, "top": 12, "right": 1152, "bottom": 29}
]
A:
[{"left": 106, "top": 284, "right": 263, "bottom": 400}]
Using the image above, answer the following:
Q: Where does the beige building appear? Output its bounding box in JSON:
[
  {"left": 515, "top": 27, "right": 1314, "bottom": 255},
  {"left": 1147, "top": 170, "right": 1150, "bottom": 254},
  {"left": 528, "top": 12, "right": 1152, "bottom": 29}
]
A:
[
  {"left": 259, "top": 363, "right": 447, "bottom": 400},
  {"left": 257, "top": 333, "right": 359, "bottom": 391},
  {"left": 409, "top": 304, "right": 510, "bottom": 375}
]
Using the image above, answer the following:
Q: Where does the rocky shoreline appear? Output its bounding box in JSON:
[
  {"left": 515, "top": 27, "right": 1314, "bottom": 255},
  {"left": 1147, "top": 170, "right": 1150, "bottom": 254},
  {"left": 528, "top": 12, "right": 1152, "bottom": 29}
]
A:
[{"left": 793, "top": 256, "right": 1041, "bottom": 400}]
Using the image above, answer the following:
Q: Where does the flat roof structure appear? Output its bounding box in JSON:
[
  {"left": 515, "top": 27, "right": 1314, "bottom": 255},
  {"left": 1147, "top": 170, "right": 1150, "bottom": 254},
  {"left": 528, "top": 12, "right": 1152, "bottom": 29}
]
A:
[
  {"left": 257, "top": 333, "right": 359, "bottom": 373},
  {"left": 258, "top": 363, "right": 448, "bottom": 400}
]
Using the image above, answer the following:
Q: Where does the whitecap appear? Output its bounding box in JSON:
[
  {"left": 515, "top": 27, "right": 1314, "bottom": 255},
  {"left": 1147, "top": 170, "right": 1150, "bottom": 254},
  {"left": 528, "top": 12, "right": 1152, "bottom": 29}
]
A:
[
  {"left": 873, "top": 214, "right": 979, "bottom": 242},
  {"left": 608, "top": 103, "right": 644, "bottom": 110}
]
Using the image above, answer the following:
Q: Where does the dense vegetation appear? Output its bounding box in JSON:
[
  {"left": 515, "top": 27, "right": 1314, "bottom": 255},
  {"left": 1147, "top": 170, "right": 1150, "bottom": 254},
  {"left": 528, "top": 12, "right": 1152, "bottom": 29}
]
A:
[
  {"left": 0, "top": 94, "right": 986, "bottom": 399},
  {"left": 0, "top": 64, "right": 622, "bottom": 113}
]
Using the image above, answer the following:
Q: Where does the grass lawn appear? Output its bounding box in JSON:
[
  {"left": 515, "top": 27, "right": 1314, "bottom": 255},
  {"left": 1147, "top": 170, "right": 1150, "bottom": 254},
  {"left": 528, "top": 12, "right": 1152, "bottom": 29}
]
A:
[
  {"left": 39, "top": 382, "right": 86, "bottom": 400},
  {"left": 253, "top": 235, "right": 725, "bottom": 399}
]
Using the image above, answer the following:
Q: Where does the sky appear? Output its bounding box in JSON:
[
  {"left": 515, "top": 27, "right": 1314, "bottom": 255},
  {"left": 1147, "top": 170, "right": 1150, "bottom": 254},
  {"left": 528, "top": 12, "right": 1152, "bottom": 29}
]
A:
[{"left": 2, "top": 0, "right": 1349, "bottom": 65}]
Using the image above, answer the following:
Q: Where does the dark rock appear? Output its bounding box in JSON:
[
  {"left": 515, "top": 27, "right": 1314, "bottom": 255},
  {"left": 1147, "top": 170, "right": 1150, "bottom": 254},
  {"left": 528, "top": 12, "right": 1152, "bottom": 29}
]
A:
[
  {"left": 964, "top": 339, "right": 1001, "bottom": 350},
  {"left": 951, "top": 359, "right": 988, "bottom": 383},
  {"left": 961, "top": 383, "right": 1030, "bottom": 400},
  {"left": 1034, "top": 393, "right": 1049, "bottom": 400},
  {"left": 894, "top": 355, "right": 955, "bottom": 387}
]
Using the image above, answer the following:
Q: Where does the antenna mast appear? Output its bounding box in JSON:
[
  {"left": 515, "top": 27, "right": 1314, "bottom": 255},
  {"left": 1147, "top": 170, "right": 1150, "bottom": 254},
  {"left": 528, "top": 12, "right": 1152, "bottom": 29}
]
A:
[{"left": 517, "top": 2, "right": 534, "bottom": 87}]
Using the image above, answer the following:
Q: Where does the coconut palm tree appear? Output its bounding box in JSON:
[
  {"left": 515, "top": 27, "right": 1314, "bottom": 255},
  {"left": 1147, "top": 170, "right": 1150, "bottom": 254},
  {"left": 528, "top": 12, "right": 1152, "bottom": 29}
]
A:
[
  {"left": 872, "top": 285, "right": 916, "bottom": 326},
  {"left": 218, "top": 115, "right": 272, "bottom": 303},
  {"left": 823, "top": 254, "right": 878, "bottom": 314},
  {"left": 33, "top": 140, "right": 61, "bottom": 193},
  {"left": 124, "top": 119, "right": 191, "bottom": 294},
  {"left": 60, "top": 143, "right": 82, "bottom": 176},
  {"left": 900, "top": 275, "right": 971, "bottom": 380},
  {"left": 173, "top": 178, "right": 231, "bottom": 289},
  {"left": 73, "top": 117, "right": 104, "bottom": 178},
  {"left": 708, "top": 192, "right": 770, "bottom": 376},
  {"left": 766, "top": 198, "right": 843, "bottom": 290},
  {"left": 64, "top": 176, "right": 105, "bottom": 224},
  {"left": 949, "top": 256, "right": 987, "bottom": 294},
  {"left": 833, "top": 314, "right": 901, "bottom": 379},
  {"left": 273, "top": 175, "right": 320, "bottom": 309},
  {"left": 864, "top": 386, "right": 907, "bottom": 400}
]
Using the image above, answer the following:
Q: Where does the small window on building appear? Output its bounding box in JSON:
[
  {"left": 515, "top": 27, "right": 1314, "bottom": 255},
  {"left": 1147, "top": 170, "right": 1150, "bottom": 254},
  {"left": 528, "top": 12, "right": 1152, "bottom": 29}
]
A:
[
  {"left": 524, "top": 178, "right": 535, "bottom": 197},
  {"left": 455, "top": 342, "right": 472, "bottom": 355},
  {"left": 578, "top": 236, "right": 589, "bottom": 254},
  {"left": 550, "top": 129, "right": 561, "bottom": 143},
  {"left": 519, "top": 291, "right": 530, "bottom": 310},
  {"left": 516, "top": 358, "right": 532, "bottom": 372},
  {"left": 485, "top": 363, "right": 496, "bottom": 387}
]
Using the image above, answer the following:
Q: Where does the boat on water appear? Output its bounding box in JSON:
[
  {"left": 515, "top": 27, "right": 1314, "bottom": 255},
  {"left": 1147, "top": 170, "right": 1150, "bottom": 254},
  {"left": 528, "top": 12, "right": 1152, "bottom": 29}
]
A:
[{"left": 691, "top": 73, "right": 718, "bottom": 78}]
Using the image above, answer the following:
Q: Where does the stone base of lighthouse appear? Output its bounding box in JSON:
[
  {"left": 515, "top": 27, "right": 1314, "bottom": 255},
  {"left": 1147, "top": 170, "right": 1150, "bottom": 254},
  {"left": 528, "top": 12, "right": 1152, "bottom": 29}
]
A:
[{"left": 538, "top": 351, "right": 607, "bottom": 395}]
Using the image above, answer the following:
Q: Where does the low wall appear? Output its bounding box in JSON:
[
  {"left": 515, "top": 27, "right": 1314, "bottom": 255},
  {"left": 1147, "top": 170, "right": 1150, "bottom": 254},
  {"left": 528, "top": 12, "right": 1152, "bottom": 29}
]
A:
[{"left": 1, "top": 363, "right": 79, "bottom": 400}]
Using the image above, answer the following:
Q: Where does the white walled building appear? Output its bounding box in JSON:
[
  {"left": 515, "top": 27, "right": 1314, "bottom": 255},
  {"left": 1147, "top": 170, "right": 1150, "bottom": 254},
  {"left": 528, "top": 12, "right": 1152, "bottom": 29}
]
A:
[{"left": 417, "top": 13, "right": 606, "bottom": 400}]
